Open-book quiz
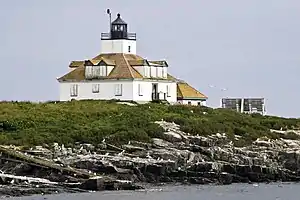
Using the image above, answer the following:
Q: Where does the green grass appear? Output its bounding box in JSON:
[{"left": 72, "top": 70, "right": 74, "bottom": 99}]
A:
[{"left": 0, "top": 100, "right": 300, "bottom": 147}]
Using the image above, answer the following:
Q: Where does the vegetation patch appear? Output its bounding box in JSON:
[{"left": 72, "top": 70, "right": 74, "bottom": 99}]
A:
[{"left": 0, "top": 100, "right": 300, "bottom": 147}]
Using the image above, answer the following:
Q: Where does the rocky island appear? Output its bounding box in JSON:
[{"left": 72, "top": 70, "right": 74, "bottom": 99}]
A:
[{"left": 0, "top": 100, "right": 300, "bottom": 197}]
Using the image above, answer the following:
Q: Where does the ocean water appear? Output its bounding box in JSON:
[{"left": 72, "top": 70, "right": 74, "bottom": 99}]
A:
[{"left": 8, "top": 183, "right": 300, "bottom": 200}]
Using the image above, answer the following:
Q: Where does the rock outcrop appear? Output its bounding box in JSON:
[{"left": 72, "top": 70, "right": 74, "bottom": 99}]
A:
[{"left": 1, "top": 121, "right": 300, "bottom": 197}]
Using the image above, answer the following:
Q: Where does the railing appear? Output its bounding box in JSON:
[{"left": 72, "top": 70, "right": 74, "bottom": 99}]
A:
[
  {"left": 101, "top": 33, "right": 111, "bottom": 39},
  {"left": 101, "top": 32, "right": 136, "bottom": 40},
  {"left": 152, "top": 93, "right": 167, "bottom": 101},
  {"left": 127, "top": 33, "right": 137, "bottom": 40}
]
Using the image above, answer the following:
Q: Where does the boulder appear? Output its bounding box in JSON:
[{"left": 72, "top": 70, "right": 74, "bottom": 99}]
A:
[
  {"left": 163, "top": 131, "right": 183, "bottom": 143},
  {"left": 79, "top": 176, "right": 143, "bottom": 191}
]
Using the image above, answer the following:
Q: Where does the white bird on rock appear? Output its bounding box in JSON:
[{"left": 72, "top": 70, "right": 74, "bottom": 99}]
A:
[{"left": 146, "top": 152, "right": 152, "bottom": 159}]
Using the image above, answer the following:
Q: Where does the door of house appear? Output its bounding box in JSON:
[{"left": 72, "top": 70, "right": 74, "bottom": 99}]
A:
[{"left": 152, "top": 83, "right": 158, "bottom": 100}]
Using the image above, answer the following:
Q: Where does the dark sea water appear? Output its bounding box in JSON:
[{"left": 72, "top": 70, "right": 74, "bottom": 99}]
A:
[{"left": 8, "top": 183, "right": 300, "bottom": 200}]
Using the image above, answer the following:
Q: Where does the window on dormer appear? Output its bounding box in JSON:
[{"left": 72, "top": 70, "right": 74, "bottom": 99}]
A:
[
  {"left": 99, "top": 65, "right": 107, "bottom": 76},
  {"left": 162, "top": 67, "right": 167, "bottom": 78},
  {"left": 146, "top": 66, "right": 149, "bottom": 77},
  {"left": 85, "top": 66, "right": 93, "bottom": 79},
  {"left": 157, "top": 67, "right": 163, "bottom": 77},
  {"left": 92, "top": 66, "right": 100, "bottom": 77}
]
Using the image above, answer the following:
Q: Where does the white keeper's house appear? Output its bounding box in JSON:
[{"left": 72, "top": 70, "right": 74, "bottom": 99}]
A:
[{"left": 57, "top": 13, "right": 207, "bottom": 106}]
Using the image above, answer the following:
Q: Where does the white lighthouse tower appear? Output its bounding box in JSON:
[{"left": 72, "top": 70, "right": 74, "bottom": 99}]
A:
[{"left": 100, "top": 12, "right": 137, "bottom": 54}]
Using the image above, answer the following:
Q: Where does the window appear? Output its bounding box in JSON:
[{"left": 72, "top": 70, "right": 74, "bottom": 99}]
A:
[
  {"left": 150, "top": 67, "right": 156, "bottom": 77},
  {"left": 138, "top": 84, "right": 143, "bottom": 96},
  {"left": 162, "top": 67, "right": 167, "bottom": 78},
  {"left": 128, "top": 46, "right": 131, "bottom": 53},
  {"left": 114, "top": 84, "right": 122, "bottom": 96},
  {"left": 99, "top": 65, "right": 107, "bottom": 76},
  {"left": 92, "top": 66, "right": 101, "bottom": 77},
  {"left": 157, "top": 67, "right": 162, "bottom": 77},
  {"left": 166, "top": 85, "right": 171, "bottom": 97},
  {"left": 188, "top": 101, "right": 191, "bottom": 105},
  {"left": 145, "top": 66, "right": 150, "bottom": 77},
  {"left": 92, "top": 84, "right": 100, "bottom": 93},
  {"left": 85, "top": 66, "right": 93, "bottom": 79},
  {"left": 70, "top": 84, "right": 78, "bottom": 97},
  {"left": 197, "top": 102, "right": 201, "bottom": 106}
]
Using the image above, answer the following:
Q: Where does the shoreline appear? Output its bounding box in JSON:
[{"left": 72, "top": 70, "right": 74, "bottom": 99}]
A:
[
  {"left": 2, "top": 181, "right": 300, "bottom": 198},
  {"left": 1, "top": 121, "right": 300, "bottom": 198}
]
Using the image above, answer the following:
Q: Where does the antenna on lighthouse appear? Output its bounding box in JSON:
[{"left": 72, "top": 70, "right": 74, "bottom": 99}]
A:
[{"left": 107, "top": 9, "right": 112, "bottom": 33}]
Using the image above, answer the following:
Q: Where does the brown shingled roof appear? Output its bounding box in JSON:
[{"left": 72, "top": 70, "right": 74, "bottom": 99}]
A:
[
  {"left": 57, "top": 66, "right": 85, "bottom": 82},
  {"left": 177, "top": 82, "right": 207, "bottom": 100},
  {"left": 92, "top": 53, "right": 144, "bottom": 61},
  {"left": 90, "top": 58, "right": 116, "bottom": 66},
  {"left": 167, "top": 74, "right": 178, "bottom": 81},
  {"left": 59, "top": 53, "right": 177, "bottom": 82},
  {"left": 58, "top": 53, "right": 144, "bottom": 81},
  {"left": 128, "top": 60, "right": 147, "bottom": 66},
  {"left": 106, "top": 54, "right": 143, "bottom": 79},
  {"left": 69, "top": 61, "right": 84, "bottom": 68},
  {"left": 148, "top": 60, "right": 168, "bottom": 67}
]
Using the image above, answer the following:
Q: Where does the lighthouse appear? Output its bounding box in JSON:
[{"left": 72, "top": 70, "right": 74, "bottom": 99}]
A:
[
  {"left": 57, "top": 10, "right": 207, "bottom": 107},
  {"left": 100, "top": 13, "right": 137, "bottom": 54}
]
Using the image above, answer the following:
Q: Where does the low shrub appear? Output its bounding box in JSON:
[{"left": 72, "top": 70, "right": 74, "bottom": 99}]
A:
[{"left": 0, "top": 100, "right": 300, "bottom": 147}]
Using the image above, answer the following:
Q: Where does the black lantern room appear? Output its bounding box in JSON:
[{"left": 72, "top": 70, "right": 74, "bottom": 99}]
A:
[
  {"left": 101, "top": 13, "right": 136, "bottom": 41},
  {"left": 111, "top": 13, "right": 128, "bottom": 39}
]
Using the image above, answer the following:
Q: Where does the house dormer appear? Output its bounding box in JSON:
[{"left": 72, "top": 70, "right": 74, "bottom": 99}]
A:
[
  {"left": 128, "top": 59, "right": 150, "bottom": 78},
  {"left": 85, "top": 59, "right": 115, "bottom": 79},
  {"left": 128, "top": 59, "right": 168, "bottom": 79},
  {"left": 148, "top": 61, "right": 168, "bottom": 79}
]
